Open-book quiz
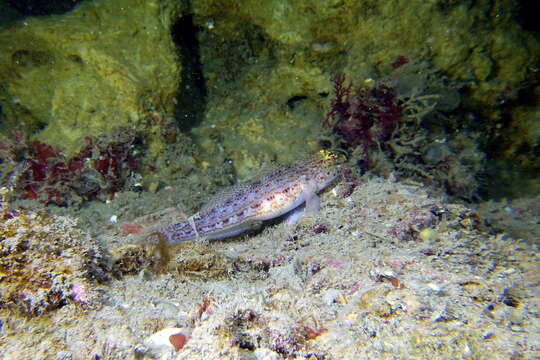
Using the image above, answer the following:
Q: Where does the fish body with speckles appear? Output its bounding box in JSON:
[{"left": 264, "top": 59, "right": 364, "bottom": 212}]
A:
[{"left": 160, "top": 151, "right": 340, "bottom": 244}]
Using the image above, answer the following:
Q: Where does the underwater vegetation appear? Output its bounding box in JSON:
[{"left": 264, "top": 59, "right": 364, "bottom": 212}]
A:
[
  {"left": 0, "top": 0, "right": 181, "bottom": 159},
  {"left": 0, "top": 128, "right": 140, "bottom": 206},
  {"left": 0, "top": 0, "right": 537, "bottom": 358},
  {"left": 323, "top": 74, "right": 402, "bottom": 171},
  {"left": 322, "top": 67, "right": 486, "bottom": 200}
]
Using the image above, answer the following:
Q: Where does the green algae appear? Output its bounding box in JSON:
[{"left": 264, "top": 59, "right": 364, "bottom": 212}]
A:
[
  {"left": 0, "top": 0, "right": 537, "bottom": 192},
  {"left": 0, "top": 0, "right": 183, "bottom": 157},
  {"left": 189, "top": 0, "right": 539, "bottom": 179}
]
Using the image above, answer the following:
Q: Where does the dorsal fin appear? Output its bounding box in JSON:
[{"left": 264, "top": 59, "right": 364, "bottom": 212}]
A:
[
  {"left": 199, "top": 151, "right": 336, "bottom": 213},
  {"left": 199, "top": 182, "right": 251, "bottom": 213},
  {"left": 198, "top": 159, "right": 286, "bottom": 213}
]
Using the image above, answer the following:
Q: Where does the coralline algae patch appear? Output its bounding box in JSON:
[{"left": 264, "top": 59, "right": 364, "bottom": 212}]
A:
[{"left": 0, "top": 207, "right": 106, "bottom": 316}]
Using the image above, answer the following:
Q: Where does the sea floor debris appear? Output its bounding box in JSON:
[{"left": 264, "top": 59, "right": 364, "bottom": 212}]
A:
[{"left": 1, "top": 175, "right": 538, "bottom": 359}]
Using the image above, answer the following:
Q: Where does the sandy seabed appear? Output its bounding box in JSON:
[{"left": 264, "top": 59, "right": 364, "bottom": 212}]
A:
[{"left": 1, "top": 175, "right": 539, "bottom": 360}]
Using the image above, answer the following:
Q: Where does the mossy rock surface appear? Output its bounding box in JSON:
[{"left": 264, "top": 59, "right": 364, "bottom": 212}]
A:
[
  {"left": 0, "top": 0, "right": 182, "bottom": 156},
  {"left": 189, "top": 0, "right": 539, "bottom": 178}
]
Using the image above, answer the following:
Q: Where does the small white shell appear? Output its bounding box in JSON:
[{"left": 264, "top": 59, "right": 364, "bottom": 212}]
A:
[{"left": 145, "top": 327, "right": 189, "bottom": 352}]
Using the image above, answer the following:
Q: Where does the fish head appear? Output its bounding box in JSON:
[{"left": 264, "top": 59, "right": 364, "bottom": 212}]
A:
[{"left": 312, "top": 149, "right": 343, "bottom": 190}]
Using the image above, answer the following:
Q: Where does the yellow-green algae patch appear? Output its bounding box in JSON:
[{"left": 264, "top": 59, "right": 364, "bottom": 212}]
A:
[
  {"left": 190, "top": 0, "right": 538, "bottom": 178},
  {"left": 195, "top": 0, "right": 538, "bottom": 106},
  {"left": 193, "top": 62, "right": 329, "bottom": 178},
  {"left": 0, "top": 0, "right": 182, "bottom": 156}
]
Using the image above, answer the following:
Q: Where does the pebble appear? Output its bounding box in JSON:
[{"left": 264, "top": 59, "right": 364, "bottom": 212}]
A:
[
  {"left": 145, "top": 327, "right": 190, "bottom": 352},
  {"left": 418, "top": 227, "right": 438, "bottom": 241},
  {"left": 426, "top": 282, "right": 444, "bottom": 295},
  {"left": 322, "top": 289, "right": 342, "bottom": 305},
  {"left": 255, "top": 348, "right": 280, "bottom": 360},
  {"left": 358, "top": 287, "right": 393, "bottom": 317},
  {"left": 148, "top": 182, "right": 159, "bottom": 193}
]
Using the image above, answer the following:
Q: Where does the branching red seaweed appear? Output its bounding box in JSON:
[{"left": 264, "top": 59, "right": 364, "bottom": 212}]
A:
[
  {"left": 0, "top": 128, "right": 140, "bottom": 206},
  {"left": 324, "top": 75, "right": 402, "bottom": 170}
]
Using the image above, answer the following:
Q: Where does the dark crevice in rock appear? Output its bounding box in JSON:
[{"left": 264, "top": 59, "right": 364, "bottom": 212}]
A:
[
  {"left": 517, "top": 0, "right": 540, "bottom": 33},
  {"left": 171, "top": 13, "right": 208, "bottom": 132},
  {"left": 6, "top": 0, "right": 83, "bottom": 16}
]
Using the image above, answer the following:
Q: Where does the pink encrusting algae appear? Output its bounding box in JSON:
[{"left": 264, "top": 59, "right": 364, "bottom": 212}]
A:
[{"left": 159, "top": 150, "right": 341, "bottom": 244}]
